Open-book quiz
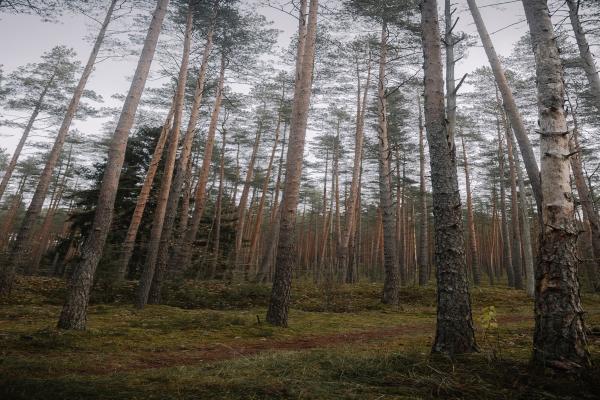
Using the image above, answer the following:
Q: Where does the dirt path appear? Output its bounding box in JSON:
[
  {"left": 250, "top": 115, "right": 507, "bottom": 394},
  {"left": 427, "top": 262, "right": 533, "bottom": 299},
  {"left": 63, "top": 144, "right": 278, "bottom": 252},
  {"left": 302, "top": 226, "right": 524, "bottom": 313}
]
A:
[{"left": 83, "top": 314, "right": 532, "bottom": 375}]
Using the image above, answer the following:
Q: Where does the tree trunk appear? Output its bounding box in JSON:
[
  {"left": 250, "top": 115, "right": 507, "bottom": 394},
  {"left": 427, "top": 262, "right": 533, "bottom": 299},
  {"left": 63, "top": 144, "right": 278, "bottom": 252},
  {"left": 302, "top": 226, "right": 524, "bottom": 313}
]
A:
[
  {"left": 421, "top": 0, "right": 477, "bottom": 355},
  {"left": 56, "top": 0, "right": 170, "bottom": 329},
  {"left": 466, "top": 0, "right": 542, "bottom": 215},
  {"left": 461, "top": 137, "right": 480, "bottom": 285},
  {"left": 497, "top": 116, "right": 514, "bottom": 286},
  {"left": 0, "top": 175, "right": 27, "bottom": 251},
  {"left": 233, "top": 120, "right": 263, "bottom": 273},
  {"left": 566, "top": 0, "right": 600, "bottom": 112},
  {"left": 248, "top": 113, "right": 282, "bottom": 270},
  {"left": 266, "top": 0, "right": 317, "bottom": 327},
  {"left": 376, "top": 20, "right": 400, "bottom": 304},
  {"left": 8, "top": 0, "right": 118, "bottom": 276},
  {"left": 136, "top": 8, "right": 193, "bottom": 308},
  {"left": 148, "top": 21, "right": 216, "bottom": 302},
  {"left": 505, "top": 121, "right": 524, "bottom": 289},
  {"left": 210, "top": 129, "right": 227, "bottom": 279},
  {"left": 0, "top": 73, "right": 54, "bottom": 204},
  {"left": 510, "top": 128, "right": 535, "bottom": 296},
  {"left": 417, "top": 92, "right": 429, "bottom": 286},
  {"left": 173, "top": 53, "right": 226, "bottom": 273},
  {"left": 117, "top": 102, "right": 175, "bottom": 280},
  {"left": 256, "top": 122, "right": 287, "bottom": 283},
  {"left": 522, "top": 0, "right": 590, "bottom": 368},
  {"left": 340, "top": 53, "right": 371, "bottom": 283}
]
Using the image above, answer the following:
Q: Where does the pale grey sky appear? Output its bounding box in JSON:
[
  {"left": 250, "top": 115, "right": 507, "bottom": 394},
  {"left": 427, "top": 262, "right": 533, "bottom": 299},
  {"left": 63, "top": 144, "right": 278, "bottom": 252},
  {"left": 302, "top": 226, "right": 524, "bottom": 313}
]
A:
[{"left": 0, "top": 0, "right": 528, "bottom": 156}]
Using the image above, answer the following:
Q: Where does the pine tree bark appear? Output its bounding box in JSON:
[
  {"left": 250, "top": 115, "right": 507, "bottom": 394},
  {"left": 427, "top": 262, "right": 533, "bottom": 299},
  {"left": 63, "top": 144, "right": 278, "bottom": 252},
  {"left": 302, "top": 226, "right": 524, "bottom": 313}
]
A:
[
  {"left": 466, "top": 0, "right": 542, "bottom": 214},
  {"left": 8, "top": 0, "right": 118, "bottom": 276},
  {"left": 376, "top": 20, "right": 400, "bottom": 304},
  {"left": 522, "top": 0, "right": 590, "bottom": 368},
  {"left": 56, "top": 0, "right": 170, "bottom": 329},
  {"left": 266, "top": 0, "right": 317, "bottom": 327},
  {"left": 421, "top": 0, "right": 477, "bottom": 355},
  {"left": 136, "top": 8, "right": 193, "bottom": 308}
]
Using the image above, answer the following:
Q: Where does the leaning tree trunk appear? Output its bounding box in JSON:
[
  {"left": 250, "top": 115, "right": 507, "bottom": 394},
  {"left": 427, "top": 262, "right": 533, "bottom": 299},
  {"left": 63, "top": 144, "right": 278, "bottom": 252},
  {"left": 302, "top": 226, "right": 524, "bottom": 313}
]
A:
[
  {"left": 340, "top": 54, "right": 371, "bottom": 283},
  {"left": 566, "top": 0, "right": 600, "bottom": 112},
  {"left": 116, "top": 102, "right": 175, "bottom": 280},
  {"left": 0, "top": 73, "right": 54, "bottom": 205},
  {"left": 567, "top": 95, "right": 600, "bottom": 291},
  {"left": 172, "top": 53, "right": 226, "bottom": 273},
  {"left": 522, "top": 0, "right": 590, "bottom": 368},
  {"left": 417, "top": 92, "right": 429, "bottom": 286},
  {"left": 8, "top": 0, "right": 118, "bottom": 276},
  {"left": 421, "top": 0, "right": 477, "bottom": 355},
  {"left": 248, "top": 114, "right": 282, "bottom": 270},
  {"left": 466, "top": 0, "right": 542, "bottom": 215},
  {"left": 257, "top": 123, "right": 287, "bottom": 283},
  {"left": 233, "top": 120, "right": 263, "bottom": 274},
  {"left": 376, "top": 20, "right": 400, "bottom": 304},
  {"left": 136, "top": 6, "right": 193, "bottom": 309},
  {"left": 266, "top": 0, "right": 318, "bottom": 327},
  {"left": 461, "top": 137, "right": 481, "bottom": 285},
  {"left": 147, "top": 19, "right": 216, "bottom": 303},
  {"left": 56, "top": 0, "right": 170, "bottom": 330}
]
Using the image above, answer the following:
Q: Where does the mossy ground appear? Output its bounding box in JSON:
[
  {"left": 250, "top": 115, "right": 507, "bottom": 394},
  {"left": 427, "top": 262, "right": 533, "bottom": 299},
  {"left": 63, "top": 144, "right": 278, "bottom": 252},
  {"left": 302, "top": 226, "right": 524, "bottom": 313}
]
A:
[{"left": 1, "top": 277, "right": 599, "bottom": 399}]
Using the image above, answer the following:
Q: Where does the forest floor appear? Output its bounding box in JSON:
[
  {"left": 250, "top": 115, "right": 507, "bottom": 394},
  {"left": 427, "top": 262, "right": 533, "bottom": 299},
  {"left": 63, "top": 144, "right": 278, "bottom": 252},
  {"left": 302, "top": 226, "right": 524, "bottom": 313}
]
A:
[{"left": 1, "top": 277, "right": 600, "bottom": 399}]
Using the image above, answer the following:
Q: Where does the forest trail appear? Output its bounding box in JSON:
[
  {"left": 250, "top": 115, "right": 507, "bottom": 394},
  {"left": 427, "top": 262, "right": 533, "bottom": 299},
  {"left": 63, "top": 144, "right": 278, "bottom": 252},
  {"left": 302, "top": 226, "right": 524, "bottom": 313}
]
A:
[{"left": 76, "top": 314, "right": 530, "bottom": 376}]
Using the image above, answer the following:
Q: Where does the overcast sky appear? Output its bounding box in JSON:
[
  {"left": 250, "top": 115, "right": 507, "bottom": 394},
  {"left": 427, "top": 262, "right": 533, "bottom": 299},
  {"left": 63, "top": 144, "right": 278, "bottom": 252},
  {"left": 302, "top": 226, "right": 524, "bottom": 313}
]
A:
[{"left": 0, "top": 0, "right": 528, "bottom": 156}]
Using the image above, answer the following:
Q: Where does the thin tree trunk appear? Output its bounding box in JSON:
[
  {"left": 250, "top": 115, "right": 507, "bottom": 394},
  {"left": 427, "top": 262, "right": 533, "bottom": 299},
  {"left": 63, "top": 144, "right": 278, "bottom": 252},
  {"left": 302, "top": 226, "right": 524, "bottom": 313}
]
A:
[
  {"left": 466, "top": 0, "right": 542, "bottom": 214},
  {"left": 461, "top": 137, "right": 480, "bottom": 285},
  {"left": 566, "top": 0, "right": 600, "bottom": 112},
  {"left": 173, "top": 53, "right": 226, "bottom": 273},
  {"left": 340, "top": 52, "right": 371, "bottom": 282},
  {"left": 376, "top": 20, "right": 399, "bottom": 304},
  {"left": 422, "top": 0, "right": 477, "bottom": 355},
  {"left": 497, "top": 116, "right": 514, "bottom": 286},
  {"left": 136, "top": 7, "right": 193, "bottom": 308},
  {"left": 8, "top": 0, "right": 118, "bottom": 275},
  {"left": 510, "top": 128, "right": 535, "bottom": 296},
  {"left": 417, "top": 92, "right": 429, "bottom": 286},
  {"left": 56, "top": 0, "right": 170, "bottom": 329},
  {"left": 567, "top": 96, "right": 600, "bottom": 291},
  {"left": 117, "top": 101, "right": 175, "bottom": 280},
  {"left": 148, "top": 20, "right": 217, "bottom": 301},
  {"left": 266, "top": 0, "right": 317, "bottom": 327},
  {"left": 248, "top": 113, "right": 282, "bottom": 269},
  {"left": 505, "top": 120, "right": 524, "bottom": 289},
  {"left": 523, "top": 0, "right": 590, "bottom": 368},
  {"left": 233, "top": 120, "right": 263, "bottom": 272},
  {"left": 0, "top": 175, "right": 27, "bottom": 251},
  {"left": 210, "top": 129, "right": 227, "bottom": 279},
  {"left": 0, "top": 73, "right": 54, "bottom": 204},
  {"left": 257, "top": 122, "right": 287, "bottom": 283}
]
